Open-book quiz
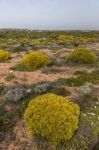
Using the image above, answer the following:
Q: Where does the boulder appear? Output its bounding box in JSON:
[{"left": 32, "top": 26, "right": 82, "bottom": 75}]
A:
[
  {"left": 79, "top": 82, "right": 94, "bottom": 95},
  {"left": 5, "top": 87, "right": 32, "bottom": 102},
  {"left": 34, "top": 82, "right": 50, "bottom": 94}
]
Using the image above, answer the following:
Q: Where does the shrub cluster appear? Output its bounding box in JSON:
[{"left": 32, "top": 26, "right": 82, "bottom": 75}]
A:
[
  {"left": 56, "top": 72, "right": 99, "bottom": 87},
  {"left": 24, "top": 93, "right": 80, "bottom": 147},
  {"left": 0, "top": 50, "right": 11, "bottom": 62},
  {"left": 21, "top": 51, "right": 51, "bottom": 70},
  {"left": 34, "top": 81, "right": 71, "bottom": 97},
  {"left": 66, "top": 48, "right": 97, "bottom": 64}
]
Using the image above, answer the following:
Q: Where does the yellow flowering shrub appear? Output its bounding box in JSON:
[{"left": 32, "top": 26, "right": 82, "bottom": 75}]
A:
[
  {"left": 32, "top": 39, "right": 41, "bottom": 48},
  {"left": 0, "top": 50, "right": 11, "bottom": 62},
  {"left": 21, "top": 51, "right": 51, "bottom": 69},
  {"left": 24, "top": 93, "right": 80, "bottom": 146},
  {"left": 58, "top": 35, "right": 74, "bottom": 44},
  {"left": 67, "top": 48, "right": 97, "bottom": 64},
  {"left": 20, "top": 38, "right": 29, "bottom": 46}
]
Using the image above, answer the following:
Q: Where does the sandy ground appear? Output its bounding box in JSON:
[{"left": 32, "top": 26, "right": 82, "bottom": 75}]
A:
[
  {"left": 0, "top": 51, "right": 74, "bottom": 86},
  {"left": 0, "top": 48, "right": 99, "bottom": 150}
]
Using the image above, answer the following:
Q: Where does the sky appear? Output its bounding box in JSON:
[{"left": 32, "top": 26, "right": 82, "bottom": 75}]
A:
[{"left": 0, "top": 0, "right": 99, "bottom": 30}]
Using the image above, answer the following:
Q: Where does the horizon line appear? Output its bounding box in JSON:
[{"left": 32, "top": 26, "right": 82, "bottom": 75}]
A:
[{"left": 0, "top": 28, "right": 99, "bottom": 32}]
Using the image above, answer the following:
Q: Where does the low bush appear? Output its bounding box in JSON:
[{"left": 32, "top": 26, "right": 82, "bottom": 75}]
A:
[
  {"left": 21, "top": 52, "right": 51, "bottom": 70},
  {"left": 41, "top": 66, "right": 64, "bottom": 74},
  {"left": 79, "top": 106, "right": 99, "bottom": 144},
  {"left": 49, "top": 86, "right": 71, "bottom": 97},
  {"left": 74, "top": 70, "right": 87, "bottom": 75},
  {"left": 0, "top": 50, "right": 11, "bottom": 62},
  {"left": 0, "top": 116, "right": 9, "bottom": 132},
  {"left": 5, "top": 72, "right": 16, "bottom": 82},
  {"left": 34, "top": 81, "right": 71, "bottom": 97},
  {"left": 59, "top": 98, "right": 99, "bottom": 150},
  {"left": 57, "top": 77, "right": 84, "bottom": 87},
  {"left": 76, "top": 94, "right": 98, "bottom": 110},
  {"left": 24, "top": 93, "right": 80, "bottom": 147},
  {"left": 10, "top": 63, "right": 33, "bottom": 72},
  {"left": 56, "top": 72, "right": 99, "bottom": 87},
  {"left": 66, "top": 48, "right": 97, "bottom": 64}
]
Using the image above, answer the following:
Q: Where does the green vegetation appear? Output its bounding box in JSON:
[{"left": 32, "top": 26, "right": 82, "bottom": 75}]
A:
[
  {"left": 0, "top": 30, "right": 99, "bottom": 51},
  {"left": 56, "top": 72, "right": 99, "bottom": 87},
  {"left": 0, "top": 30, "right": 99, "bottom": 149},
  {"left": 76, "top": 94, "right": 98, "bottom": 110},
  {"left": 10, "top": 63, "right": 34, "bottom": 71},
  {"left": 5, "top": 72, "right": 16, "bottom": 82},
  {"left": 0, "top": 116, "right": 10, "bottom": 132},
  {"left": 42, "top": 66, "right": 64, "bottom": 74},
  {"left": 34, "top": 81, "right": 71, "bottom": 97},
  {"left": 57, "top": 94, "right": 99, "bottom": 150},
  {"left": 20, "top": 38, "right": 29, "bottom": 47},
  {"left": 24, "top": 93, "right": 80, "bottom": 147},
  {"left": 80, "top": 106, "right": 99, "bottom": 141},
  {"left": 67, "top": 48, "right": 97, "bottom": 64}
]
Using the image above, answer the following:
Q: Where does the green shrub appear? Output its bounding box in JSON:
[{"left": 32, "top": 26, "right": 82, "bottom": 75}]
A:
[
  {"left": 5, "top": 72, "right": 15, "bottom": 82},
  {"left": 62, "top": 98, "right": 99, "bottom": 150},
  {"left": 21, "top": 52, "right": 51, "bottom": 70},
  {"left": 0, "top": 50, "right": 11, "bottom": 62},
  {"left": 20, "top": 38, "right": 29, "bottom": 46},
  {"left": 34, "top": 81, "right": 71, "bottom": 97},
  {"left": 76, "top": 94, "right": 98, "bottom": 110},
  {"left": 74, "top": 70, "right": 87, "bottom": 75},
  {"left": 10, "top": 63, "right": 33, "bottom": 72},
  {"left": 41, "top": 66, "right": 64, "bottom": 74},
  {"left": 24, "top": 93, "right": 80, "bottom": 147},
  {"left": 56, "top": 77, "right": 84, "bottom": 87},
  {"left": 0, "top": 115, "right": 11, "bottom": 132},
  {"left": 80, "top": 106, "right": 99, "bottom": 140},
  {"left": 56, "top": 72, "right": 99, "bottom": 87},
  {"left": 66, "top": 48, "right": 97, "bottom": 64},
  {"left": 31, "top": 39, "right": 41, "bottom": 48},
  {"left": 58, "top": 134, "right": 89, "bottom": 150},
  {"left": 49, "top": 86, "right": 71, "bottom": 97}
]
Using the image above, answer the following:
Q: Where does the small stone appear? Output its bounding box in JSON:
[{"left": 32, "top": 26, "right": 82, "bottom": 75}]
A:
[{"left": 5, "top": 87, "right": 31, "bottom": 102}]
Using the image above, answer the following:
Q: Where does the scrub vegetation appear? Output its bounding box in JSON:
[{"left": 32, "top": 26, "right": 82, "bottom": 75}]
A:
[{"left": 0, "top": 30, "right": 99, "bottom": 150}]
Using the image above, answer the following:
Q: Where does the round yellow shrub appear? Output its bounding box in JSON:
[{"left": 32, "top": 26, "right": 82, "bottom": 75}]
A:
[
  {"left": 0, "top": 50, "right": 11, "bottom": 62},
  {"left": 24, "top": 93, "right": 80, "bottom": 146},
  {"left": 21, "top": 51, "right": 51, "bottom": 69},
  {"left": 67, "top": 48, "right": 97, "bottom": 64}
]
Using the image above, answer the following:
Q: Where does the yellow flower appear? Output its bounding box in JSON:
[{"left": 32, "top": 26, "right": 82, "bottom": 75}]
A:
[{"left": 24, "top": 93, "right": 80, "bottom": 147}]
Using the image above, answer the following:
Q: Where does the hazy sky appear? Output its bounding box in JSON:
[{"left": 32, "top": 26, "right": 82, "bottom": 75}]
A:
[{"left": 0, "top": 0, "right": 99, "bottom": 30}]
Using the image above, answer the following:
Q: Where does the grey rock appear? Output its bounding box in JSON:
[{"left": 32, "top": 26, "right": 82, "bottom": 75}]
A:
[
  {"left": 34, "top": 82, "right": 50, "bottom": 94},
  {"left": 5, "top": 87, "right": 30, "bottom": 102},
  {"left": 79, "top": 82, "right": 94, "bottom": 95}
]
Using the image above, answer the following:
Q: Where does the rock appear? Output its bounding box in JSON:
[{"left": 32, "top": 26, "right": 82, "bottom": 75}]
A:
[
  {"left": 78, "top": 82, "right": 94, "bottom": 95},
  {"left": 5, "top": 87, "right": 31, "bottom": 102},
  {"left": 34, "top": 82, "right": 50, "bottom": 94}
]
